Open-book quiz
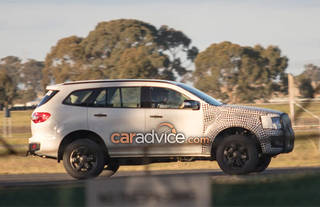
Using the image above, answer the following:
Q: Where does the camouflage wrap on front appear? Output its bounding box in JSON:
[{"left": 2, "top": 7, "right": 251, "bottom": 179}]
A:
[{"left": 201, "top": 103, "right": 284, "bottom": 154}]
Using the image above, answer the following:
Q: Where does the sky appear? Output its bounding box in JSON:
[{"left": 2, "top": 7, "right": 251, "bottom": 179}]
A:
[{"left": 0, "top": 0, "right": 320, "bottom": 75}]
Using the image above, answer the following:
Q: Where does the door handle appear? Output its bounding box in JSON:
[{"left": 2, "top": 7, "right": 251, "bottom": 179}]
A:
[
  {"left": 150, "top": 115, "right": 163, "bottom": 118},
  {"left": 94, "top": 113, "right": 107, "bottom": 117}
]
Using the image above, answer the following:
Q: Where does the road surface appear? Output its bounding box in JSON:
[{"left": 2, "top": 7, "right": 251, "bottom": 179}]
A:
[{"left": 1, "top": 167, "right": 320, "bottom": 187}]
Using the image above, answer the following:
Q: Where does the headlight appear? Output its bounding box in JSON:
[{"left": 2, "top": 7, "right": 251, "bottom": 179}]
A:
[{"left": 261, "top": 115, "right": 282, "bottom": 129}]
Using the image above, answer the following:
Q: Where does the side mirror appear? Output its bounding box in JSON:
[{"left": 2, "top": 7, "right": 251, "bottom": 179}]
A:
[{"left": 183, "top": 100, "right": 200, "bottom": 110}]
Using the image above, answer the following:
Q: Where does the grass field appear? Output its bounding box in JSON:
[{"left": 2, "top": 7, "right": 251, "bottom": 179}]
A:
[
  {"left": 0, "top": 184, "right": 85, "bottom": 207},
  {"left": 1, "top": 170, "right": 320, "bottom": 206},
  {"left": 0, "top": 110, "right": 32, "bottom": 146},
  {"left": 247, "top": 102, "right": 320, "bottom": 126},
  {"left": 0, "top": 105, "right": 320, "bottom": 174},
  {"left": 211, "top": 172, "right": 320, "bottom": 206}
]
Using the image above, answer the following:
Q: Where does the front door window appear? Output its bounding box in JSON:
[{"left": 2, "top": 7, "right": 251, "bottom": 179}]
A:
[{"left": 147, "top": 87, "right": 187, "bottom": 109}]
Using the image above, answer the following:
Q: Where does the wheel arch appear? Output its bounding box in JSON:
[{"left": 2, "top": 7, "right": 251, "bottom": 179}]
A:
[
  {"left": 57, "top": 130, "right": 109, "bottom": 162},
  {"left": 210, "top": 127, "right": 261, "bottom": 158}
]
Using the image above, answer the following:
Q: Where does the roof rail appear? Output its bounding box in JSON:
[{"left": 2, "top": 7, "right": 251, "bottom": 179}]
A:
[{"left": 62, "top": 79, "right": 177, "bottom": 85}]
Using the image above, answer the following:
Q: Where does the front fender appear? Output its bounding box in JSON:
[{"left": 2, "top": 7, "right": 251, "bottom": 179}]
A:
[{"left": 204, "top": 115, "right": 272, "bottom": 154}]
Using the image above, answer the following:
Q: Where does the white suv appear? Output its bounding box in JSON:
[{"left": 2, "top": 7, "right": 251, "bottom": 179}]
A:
[{"left": 28, "top": 79, "right": 294, "bottom": 179}]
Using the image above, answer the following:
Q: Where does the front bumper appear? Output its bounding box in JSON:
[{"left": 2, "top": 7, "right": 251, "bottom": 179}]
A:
[
  {"left": 269, "top": 122, "right": 295, "bottom": 155},
  {"left": 268, "top": 113, "right": 295, "bottom": 155},
  {"left": 269, "top": 134, "right": 294, "bottom": 154}
]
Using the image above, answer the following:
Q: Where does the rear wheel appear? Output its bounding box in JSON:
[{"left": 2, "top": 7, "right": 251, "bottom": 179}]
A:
[
  {"left": 216, "top": 135, "right": 259, "bottom": 175},
  {"left": 63, "top": 139, "right": 105, "bottom": 179},
  {"left": 101, "top": 159, "right": 120, "bottom": 177}
]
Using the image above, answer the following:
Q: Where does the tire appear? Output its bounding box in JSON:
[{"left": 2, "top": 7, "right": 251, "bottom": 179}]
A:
[
  {"left": 216, "top": 135, "right": 259, "bottom": 175},
  {"left": 63, "top": 139, "right": 105, "bottom": 179},
  {"left": 101, "top": 159, "right": 120, "bottom": 177},
  {"left": 254, "top": 155, "right": 271, "bottom": 172}
]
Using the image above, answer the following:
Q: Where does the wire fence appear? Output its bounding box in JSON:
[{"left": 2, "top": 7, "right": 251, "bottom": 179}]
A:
[{"left": 1, "top": 99, "right": 320, "bottom": 156}]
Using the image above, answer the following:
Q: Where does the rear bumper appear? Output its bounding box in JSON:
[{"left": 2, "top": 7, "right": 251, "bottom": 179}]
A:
[
  {"left": 27, "top": 142, "right": 57, "bottom": 159},
  {"left": 27, "top": 142, "right": 40, "bottom": 155},
  {"left": 28, "top": 135, "right": 60, "bottom": 158}
]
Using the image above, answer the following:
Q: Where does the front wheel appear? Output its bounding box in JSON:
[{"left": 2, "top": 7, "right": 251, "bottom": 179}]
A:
[
  {"left": 254, "top": 155, "right": 272, "bottom": 172},
  {"left": 63, "top": 139, "right": 105, "bottom": 179},
  {"left": 216, "top": 135, "right": 259, "bottom": 175}
]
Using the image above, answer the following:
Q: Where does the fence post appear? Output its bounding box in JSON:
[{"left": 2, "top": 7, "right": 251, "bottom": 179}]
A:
[
  {"left": 288, "top": 74, "right": 295, "bottom": 126},
  {"left": 2, "top": 107, "right": 12, "bottom": 138}
]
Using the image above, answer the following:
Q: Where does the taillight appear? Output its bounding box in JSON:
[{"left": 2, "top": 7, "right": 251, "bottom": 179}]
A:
[{"left": 31, "top": 112, "right": 51, "bottom": 123}]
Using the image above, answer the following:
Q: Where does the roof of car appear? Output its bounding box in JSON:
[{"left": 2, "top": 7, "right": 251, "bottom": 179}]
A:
[
  {"left": 62, "top": 79, "right": 178, "bottom": 85},
  {"left": 46, "top": 79, "right": 180, "bottom": 90}
]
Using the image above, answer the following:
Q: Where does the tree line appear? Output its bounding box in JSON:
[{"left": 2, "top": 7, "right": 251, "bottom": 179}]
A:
[{"left": 0, "top": 19, "right": 319, "bottom": 107}]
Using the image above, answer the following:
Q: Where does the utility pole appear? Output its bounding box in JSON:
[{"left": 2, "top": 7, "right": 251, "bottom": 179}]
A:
[{"left": 288, "top": 74, "right": 295, "bottom": 126}]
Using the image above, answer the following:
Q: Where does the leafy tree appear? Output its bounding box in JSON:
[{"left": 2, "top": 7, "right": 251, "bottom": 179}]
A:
[
  {"left": 0, "top": 70, "right": 16, "bottom": 106},
  {"left": 156, "top": 25, "right": 198, "bottom": 80},
  {"left": 0, "top": 56, "right": 21, "bottom": 85},
  {"left": 42, "top": 36, "right": 84, "bottom": 86},
  {"left": 43, "top": 19, "right": 198, "bottom": 86},
  {"left": 298, "top": 78, "right": 315, "bottom": 98},
  {"left": 277, "top": 72, "right": 289, "bottom": 95},
  {"left": 17, "top": 89, "right": 37, "bottom": 103},
  {"left": 0, "top": 56, "right": 44, "bottom": 103},
  {"left": 21, "top": 59, "right": 44, "bottom": 92},
  {"left": 194, "top": 41, "right": 288, "bottom": 103},
  {"left": 296, "top": 64, "right": 320, "bottom": 98},
  {"left": 300, "top": 64, "right": 320, "bottom": 82},
  {"left": 116, "top": 46, "right": 166, "bottom": 79}
]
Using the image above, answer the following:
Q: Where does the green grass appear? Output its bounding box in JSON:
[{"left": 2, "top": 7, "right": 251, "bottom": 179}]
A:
[
  {"left": 212, "top": 173, "right": 320, "bottom": 206},
  {"left": 268, "top": 131, "right": 320, "bottom": 168},
  {"left": 246, "top": 103, "right": 290, "bottom": 114},
  {"left": 245, "top": 102, "right": 320, "bottom": 116},
  {"left": 0, "top": 184, "right": 85, "bottom": 207},
  {"left": 0, "top": 110, "right": 33, "bottom": 128},
  {"left": 2, "top": 135, "right": 31, "bottom": 144},
  {"left": 246, "top": 102, "right": 320, "bottom": 125},
  {"left": 1, "top": 172, "right": 320, "bottom": 207}
]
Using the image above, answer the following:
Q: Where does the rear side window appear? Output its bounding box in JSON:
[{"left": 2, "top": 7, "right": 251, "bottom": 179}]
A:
[
  {"left": 63, "top": 89, "right": 94, "bottom": 106},
  {"left": 37, "top": 90, "right": 59, "bottom": 107},
  {"left": 108, "top": 88, "right": 121, "bottom": 107},
  {"left": 92, "top": 89, "right": 106, "bottom": 107},
  {"left": 121, "top": 87, "right": 141, "bottom": 108},
  {"left": 89, "top": 87, "right": 141, "bottom": 108}
]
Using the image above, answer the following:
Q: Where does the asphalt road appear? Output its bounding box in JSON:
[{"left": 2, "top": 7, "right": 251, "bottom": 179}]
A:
[{"left": 1, "top": 167, "right": 320, "bottom": 187}]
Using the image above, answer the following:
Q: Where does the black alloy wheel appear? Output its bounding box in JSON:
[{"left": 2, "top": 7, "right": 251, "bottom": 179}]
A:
[
  {"left": 63, "top": 139, "right": 105, "bottom": 179},
  {"left": 216, "top": 135, "right": 259, "bottom": 175}
]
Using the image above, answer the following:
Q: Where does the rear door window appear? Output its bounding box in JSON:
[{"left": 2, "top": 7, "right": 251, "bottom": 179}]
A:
[
  {"left": 121, "top": 87, "right": 141, "bottom": 108},
  {"left": 89, "top": 87, "right": 141, "bottom": 108},
  {"left": 107, "top": 88, "right": 121, "bottom": 107},
  {"left": 92, "top": 89, "right": 106, "bottom": 107}
]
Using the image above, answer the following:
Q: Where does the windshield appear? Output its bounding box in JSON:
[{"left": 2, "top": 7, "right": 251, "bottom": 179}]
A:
[{"left": 177, "top": 83, "right": 223, "bottom": 106}]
